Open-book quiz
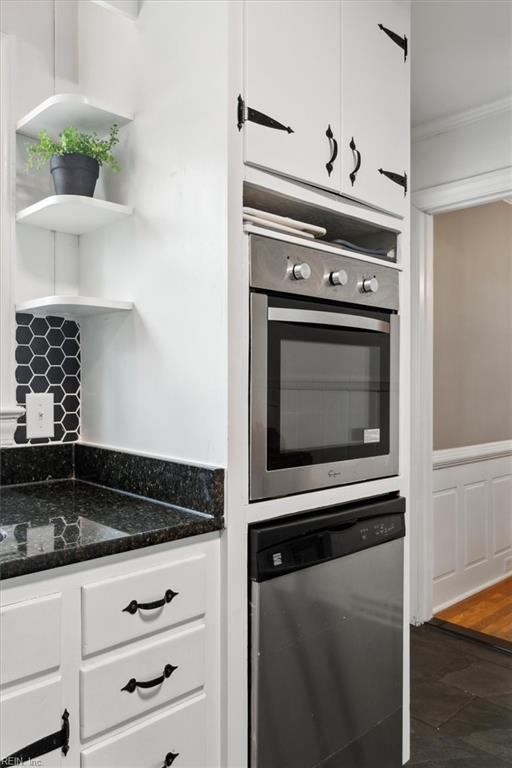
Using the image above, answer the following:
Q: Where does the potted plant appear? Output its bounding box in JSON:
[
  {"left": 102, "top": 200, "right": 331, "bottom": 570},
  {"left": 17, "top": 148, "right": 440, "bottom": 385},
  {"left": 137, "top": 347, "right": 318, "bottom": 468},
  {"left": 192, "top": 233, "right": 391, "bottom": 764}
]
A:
[{"left": 27, "top": 124, "right": 120, "bottom": 197}]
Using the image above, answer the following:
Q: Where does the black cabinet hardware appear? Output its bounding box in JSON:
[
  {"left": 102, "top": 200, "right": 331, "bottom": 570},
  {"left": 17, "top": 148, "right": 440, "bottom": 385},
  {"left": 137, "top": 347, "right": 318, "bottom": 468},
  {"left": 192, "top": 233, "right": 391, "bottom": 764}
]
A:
[
  {"left": 121, "top": 663, "right": 177, "bottom": 693},
  {"left": 122, "top": 589, "right": 179, "bottom": 615},
  {"left": 237, "top": 95, "right": 294, "bottom": 133},
  {"left": 325, "top": 125, "right": 338, "bottom": 177},
  {"left": 162, "top": 752, "right": 180, "bottom": 767},
  {"left": 378, "top": 23, "right": 408, "bottom": 61},
  {"left": 349, "top": 137, "right": 361, "bottom": 186},
  {"left": 379, "top": 168, "right": 408, "bottom": 196},
  {"left": 0, "top": 709, "right": 70, "bottom": 767}
]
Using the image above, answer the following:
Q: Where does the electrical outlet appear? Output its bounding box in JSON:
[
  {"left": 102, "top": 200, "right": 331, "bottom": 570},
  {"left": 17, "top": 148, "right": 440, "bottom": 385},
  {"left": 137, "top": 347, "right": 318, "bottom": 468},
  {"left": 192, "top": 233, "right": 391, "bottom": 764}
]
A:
[{"left": 26, "top": 393, "right": 54, "bottom": 439}]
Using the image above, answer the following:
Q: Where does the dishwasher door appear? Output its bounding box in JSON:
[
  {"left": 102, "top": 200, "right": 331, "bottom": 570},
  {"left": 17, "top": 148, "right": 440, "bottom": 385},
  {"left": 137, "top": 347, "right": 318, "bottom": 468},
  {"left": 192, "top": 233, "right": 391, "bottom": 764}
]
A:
[{"left": 249, "top": 497, "right": 405, "bottom": 768}]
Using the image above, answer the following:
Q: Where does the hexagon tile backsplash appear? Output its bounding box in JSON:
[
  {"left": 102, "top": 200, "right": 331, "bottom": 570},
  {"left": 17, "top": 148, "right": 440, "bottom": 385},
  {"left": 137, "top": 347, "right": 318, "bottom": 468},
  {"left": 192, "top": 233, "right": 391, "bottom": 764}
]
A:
[{"left": 14, "top": 313, "right": 81, "bottom": 445}]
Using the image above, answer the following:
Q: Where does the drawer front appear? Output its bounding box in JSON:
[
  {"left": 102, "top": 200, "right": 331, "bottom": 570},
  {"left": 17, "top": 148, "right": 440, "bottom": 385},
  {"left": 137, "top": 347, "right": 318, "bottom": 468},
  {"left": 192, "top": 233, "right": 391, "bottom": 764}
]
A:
[
  {"left": 82, "top": 555, "right": 206, "bottom": 655},
  {"left": 0, "top": 678, "right": 66, "bottom": 767},
  {"left": 0, "top": 593, "right": 61, "bottom": 686},
  {"left": 81, "top": 695, "right": 206, "bottom": 768},
  {"left": 80, "top": 625, "right": 205, "bottom": 738}
]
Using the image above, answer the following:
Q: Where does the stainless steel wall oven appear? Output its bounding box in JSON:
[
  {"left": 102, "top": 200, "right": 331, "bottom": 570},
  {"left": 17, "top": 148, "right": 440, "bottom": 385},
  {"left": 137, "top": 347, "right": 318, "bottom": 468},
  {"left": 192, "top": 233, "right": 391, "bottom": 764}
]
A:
[{"left": 250, "top": 235, "right": 399, "bottom": 501}]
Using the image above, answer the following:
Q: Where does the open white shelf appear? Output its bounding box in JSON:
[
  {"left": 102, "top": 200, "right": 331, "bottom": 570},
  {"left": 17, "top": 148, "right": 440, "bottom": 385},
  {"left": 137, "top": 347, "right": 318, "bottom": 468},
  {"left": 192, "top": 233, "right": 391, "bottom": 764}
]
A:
[
  {"left": 16, "top": 296, "right": 134, "bottom": 319},
  {"left": 16, "top": 195, "right": 132, "bottom": 235},
  {"left": 16, "top": 94, "right": 132, "bottom": 139}
]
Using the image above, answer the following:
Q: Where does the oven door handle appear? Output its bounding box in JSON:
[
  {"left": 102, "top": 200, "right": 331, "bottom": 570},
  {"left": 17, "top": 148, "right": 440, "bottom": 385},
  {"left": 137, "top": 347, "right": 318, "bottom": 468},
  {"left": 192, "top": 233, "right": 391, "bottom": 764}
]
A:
[{"left": 268, "top": 307, "right": 390, "bottom": 333}]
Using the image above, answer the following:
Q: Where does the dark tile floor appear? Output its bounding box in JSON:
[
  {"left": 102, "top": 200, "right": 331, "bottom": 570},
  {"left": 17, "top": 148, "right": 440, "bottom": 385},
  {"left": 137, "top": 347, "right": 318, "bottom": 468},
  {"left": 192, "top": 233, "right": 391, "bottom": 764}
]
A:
[{"left": 409, "top": 624, "right": 512, "bottom": 767}]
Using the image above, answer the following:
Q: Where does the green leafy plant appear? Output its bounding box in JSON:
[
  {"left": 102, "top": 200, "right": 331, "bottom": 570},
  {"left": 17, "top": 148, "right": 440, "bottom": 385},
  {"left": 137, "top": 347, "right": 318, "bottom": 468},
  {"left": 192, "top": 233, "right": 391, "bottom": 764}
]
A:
[{"left": 27, "top": 124, "right": 120, "bottom": 171}]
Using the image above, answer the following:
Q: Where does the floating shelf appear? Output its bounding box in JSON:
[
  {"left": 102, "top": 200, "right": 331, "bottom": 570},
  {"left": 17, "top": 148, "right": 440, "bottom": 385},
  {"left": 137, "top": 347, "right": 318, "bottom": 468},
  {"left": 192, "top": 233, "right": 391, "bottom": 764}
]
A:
[
  {"left": 16, "top": 195, "right": 132, "bottom": 235},
  {"left": 16, "top": 296, "right": 134, "bottom": 319},
  {"left": 16, "top": 94, "right": 132, "bottom": 139}
]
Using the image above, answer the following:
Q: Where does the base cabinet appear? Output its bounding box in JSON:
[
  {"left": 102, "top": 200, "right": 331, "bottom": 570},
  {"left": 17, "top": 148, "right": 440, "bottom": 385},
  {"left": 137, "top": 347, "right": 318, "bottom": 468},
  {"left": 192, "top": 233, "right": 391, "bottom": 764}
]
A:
[
  {"left": 0, "top": 679, "right": 65, "bottom": 768},
  {"left": 81, "top": 696, "right": 207, "bottom": 768},
  {"left": 80, "top": 625, "right": 206, "bottom": 739},
  {"left": 0, "top": 535, "right": 220, "bottom": 768}
]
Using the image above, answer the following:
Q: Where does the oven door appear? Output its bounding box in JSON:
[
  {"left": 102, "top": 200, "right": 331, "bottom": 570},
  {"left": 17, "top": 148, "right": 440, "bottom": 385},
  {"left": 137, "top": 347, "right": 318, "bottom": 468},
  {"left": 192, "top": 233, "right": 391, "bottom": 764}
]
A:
[{"left": 250, "top": 293, "right": 399, "bottom": 500}]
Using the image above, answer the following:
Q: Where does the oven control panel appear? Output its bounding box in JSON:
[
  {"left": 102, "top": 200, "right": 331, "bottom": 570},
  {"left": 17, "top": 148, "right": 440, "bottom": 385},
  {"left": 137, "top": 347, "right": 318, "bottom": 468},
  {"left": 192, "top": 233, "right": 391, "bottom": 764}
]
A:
[{"left": 250, "top": 234, "right": 399, "bottom": 312}]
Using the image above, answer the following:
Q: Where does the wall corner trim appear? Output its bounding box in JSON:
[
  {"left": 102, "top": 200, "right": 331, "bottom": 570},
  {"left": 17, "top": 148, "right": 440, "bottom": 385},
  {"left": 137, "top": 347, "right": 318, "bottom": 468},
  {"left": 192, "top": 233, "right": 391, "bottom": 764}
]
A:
[{"left": 433, "top": 440, "right": 512, "bottom": 470}]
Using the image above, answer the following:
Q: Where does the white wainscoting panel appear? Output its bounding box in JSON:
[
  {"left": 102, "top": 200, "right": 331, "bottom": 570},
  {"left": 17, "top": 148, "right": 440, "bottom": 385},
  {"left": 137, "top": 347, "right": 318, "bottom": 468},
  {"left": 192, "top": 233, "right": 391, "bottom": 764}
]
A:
[
  {"left": 432, "top": 441, "right": 512, "bottom": 611},
  {"left": 492, "top": 475, "right": 512, "bottom": 556},
  {"left": 432, "top": 489, "right": 457, "bottom": 581},
  {"left": 464, "top": 482, "right": 487, "bottom": 569}
]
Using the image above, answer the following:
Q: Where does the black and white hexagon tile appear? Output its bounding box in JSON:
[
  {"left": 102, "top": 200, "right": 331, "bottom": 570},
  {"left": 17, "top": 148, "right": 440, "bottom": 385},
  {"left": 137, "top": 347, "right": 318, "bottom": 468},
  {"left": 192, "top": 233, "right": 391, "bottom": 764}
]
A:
[{"left": 14, "top": 313, "right": 81, "bottom": 445}]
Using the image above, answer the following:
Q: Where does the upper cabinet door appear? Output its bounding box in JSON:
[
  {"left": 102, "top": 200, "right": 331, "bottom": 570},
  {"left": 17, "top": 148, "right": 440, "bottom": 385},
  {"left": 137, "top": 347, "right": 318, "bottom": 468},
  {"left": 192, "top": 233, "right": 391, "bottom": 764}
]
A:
[
  {"left": 243, "top": 1, "right": 342, "bottom": 192},
  {"left": 340, "top": 1, "right": 410, "bottom": 217}
]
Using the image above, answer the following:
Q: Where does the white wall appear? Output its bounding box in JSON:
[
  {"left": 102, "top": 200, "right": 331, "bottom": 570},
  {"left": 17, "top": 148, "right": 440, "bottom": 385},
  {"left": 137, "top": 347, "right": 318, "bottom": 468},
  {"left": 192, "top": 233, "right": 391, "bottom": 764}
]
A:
[
  {"left": 1, "top": 0, "right": 81, "bottom": 305},
  {"left": 412, "top": 110, "right": 512, "bottom": 191},
  {"left": 433, "top": 202, "right": 512, "bottom": 450},
  {"left": 78, "top": 1, "right": 229, "bottom": 467}
]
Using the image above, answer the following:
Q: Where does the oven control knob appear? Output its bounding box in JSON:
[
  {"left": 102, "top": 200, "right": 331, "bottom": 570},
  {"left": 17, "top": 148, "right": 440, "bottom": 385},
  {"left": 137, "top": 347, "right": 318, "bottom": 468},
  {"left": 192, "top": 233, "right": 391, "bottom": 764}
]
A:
[
  {"left": 330, "top": 269, "right": 348, "bottom": 286},
  {"left": 292, "top": 262, "right": 311, "bottom": 281},
  {"left": 362, "top": 277, "right": 379, "bottom": 293}
]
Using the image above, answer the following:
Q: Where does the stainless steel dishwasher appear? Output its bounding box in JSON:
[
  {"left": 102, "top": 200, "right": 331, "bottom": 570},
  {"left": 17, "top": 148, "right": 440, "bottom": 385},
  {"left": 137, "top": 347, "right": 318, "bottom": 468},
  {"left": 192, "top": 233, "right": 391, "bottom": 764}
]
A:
[{"left": 249, "top": 495, "right": 405, "bottom": 768}]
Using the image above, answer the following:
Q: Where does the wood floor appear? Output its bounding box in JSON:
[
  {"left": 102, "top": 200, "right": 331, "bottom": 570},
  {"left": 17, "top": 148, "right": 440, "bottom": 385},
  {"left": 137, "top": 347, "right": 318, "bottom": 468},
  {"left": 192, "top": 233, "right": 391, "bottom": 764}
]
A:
[{"left": 436, "top": 576, "right": 512, "bottom": 642}]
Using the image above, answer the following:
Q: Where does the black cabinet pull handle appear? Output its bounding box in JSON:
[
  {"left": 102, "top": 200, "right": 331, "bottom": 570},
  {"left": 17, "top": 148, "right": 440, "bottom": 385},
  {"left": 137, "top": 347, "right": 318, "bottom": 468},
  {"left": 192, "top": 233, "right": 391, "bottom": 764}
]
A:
[
  {"left": 122, "top": 589, "right": 179, "bottom": 615},
  {"left": 378, "top": 23, "right": 408, "bottom": 61},
  {"left": 379, "top": 168, "right": 408, "bottom": 196},
  {"left": 0, "top": 709, "right": 70, "bottom": 767},
  {"left": 121, "top": 663, "right": 177, "bottom": 693},
  {"left": 325, "top": 125, "right": 338, "bottom": 177},
  {"left": 163, "top": 752, "right": 180, "bottom": 767},
  {"left": 349, "top": 137, "right": 361, "bottom": 186}
]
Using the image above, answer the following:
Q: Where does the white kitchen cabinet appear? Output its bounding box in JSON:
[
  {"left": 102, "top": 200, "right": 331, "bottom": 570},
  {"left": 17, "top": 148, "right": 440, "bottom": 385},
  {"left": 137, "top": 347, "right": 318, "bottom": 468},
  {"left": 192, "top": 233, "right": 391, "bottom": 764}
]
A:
[
  {"left": 82, "top": 554, "right": 207, "bottom": 655},
  {"left": 340, "top": 1, "right": 410, "bottom": 216},
  {"left": 81, "top": 695, "right": 207, "bottom": 768},
  {"left": 0, "top": 679, "right": 67, "bottom": 767},
  {"left": 243, "top": 0, "right": 342, "bottom": 193},
  {"left": 0, "top": 593, "right": 62, "bottom": 686},
  {"left": 0, "top": 535, "right": 220, "bottom": 768},
  {"left": 242, "top": 0, "right": 410, "bottom": 217},
  {"left": 80, "top": 625, "right": 206, "bottom": 738}
]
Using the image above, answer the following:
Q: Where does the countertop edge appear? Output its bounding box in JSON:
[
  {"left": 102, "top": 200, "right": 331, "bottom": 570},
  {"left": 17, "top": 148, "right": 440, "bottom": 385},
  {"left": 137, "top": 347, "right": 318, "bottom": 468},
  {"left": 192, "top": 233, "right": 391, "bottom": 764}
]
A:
[{"left": 0, "top": 516, "right": 224, "bottom": 581}]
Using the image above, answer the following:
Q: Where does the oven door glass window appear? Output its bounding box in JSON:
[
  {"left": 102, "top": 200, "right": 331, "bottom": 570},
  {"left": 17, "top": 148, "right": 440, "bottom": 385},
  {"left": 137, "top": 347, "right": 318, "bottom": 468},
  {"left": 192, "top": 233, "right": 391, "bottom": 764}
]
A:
[{"left": 267, "top": 307, "right": 391, "bottom": 470}]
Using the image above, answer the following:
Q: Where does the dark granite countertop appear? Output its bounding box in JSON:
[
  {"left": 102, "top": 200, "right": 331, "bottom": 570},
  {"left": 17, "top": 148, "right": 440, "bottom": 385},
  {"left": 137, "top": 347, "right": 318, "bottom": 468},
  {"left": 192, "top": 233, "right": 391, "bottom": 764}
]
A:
[{"left": 0, "top": 479, "right": 222, "bottom": 579}]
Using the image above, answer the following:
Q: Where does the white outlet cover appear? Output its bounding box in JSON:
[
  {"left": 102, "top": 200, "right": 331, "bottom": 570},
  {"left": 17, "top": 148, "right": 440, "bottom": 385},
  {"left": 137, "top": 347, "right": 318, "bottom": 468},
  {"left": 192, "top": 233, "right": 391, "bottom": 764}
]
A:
[{"left": 26, "top": 393, "right": 54, "bottom": 439}]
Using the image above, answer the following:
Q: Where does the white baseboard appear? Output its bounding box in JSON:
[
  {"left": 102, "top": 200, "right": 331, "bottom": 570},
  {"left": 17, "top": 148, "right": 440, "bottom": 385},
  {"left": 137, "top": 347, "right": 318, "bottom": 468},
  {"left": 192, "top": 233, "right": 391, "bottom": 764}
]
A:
[{"left": 433, "top": 572, "right": 511, "bottom": 615}]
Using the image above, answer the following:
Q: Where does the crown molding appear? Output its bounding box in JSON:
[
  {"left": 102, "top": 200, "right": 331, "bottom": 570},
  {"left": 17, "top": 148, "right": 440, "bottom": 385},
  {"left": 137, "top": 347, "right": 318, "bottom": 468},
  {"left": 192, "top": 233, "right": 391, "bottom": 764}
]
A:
[
  {"left": 413, "top": 166, "right": 512, "bottom": 215},
  {"left": 412, "top": 96, "right": 512, "bottom": 143}
]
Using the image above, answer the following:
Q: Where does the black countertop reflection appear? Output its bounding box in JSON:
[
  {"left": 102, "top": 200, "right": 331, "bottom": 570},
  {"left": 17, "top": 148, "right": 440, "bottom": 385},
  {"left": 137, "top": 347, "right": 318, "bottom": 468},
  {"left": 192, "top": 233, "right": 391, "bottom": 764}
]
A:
[{"left": 0, "top": 479, "right": 222, "bottom": 579}]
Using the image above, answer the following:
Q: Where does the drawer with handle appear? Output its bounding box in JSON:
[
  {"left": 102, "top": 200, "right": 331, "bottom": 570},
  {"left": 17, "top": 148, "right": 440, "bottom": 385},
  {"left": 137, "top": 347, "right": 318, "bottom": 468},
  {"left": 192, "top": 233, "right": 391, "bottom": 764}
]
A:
[
  {"left": 0, "top": 593, "right": 62, "bottom": 687},
  {"left": 0, "top": 678, "right": 70, "bottom": 768},
  {"left": 82, "top": 555, "right": 206, "bottom": 655},
  {"left": 81, "top": 694, "right": 206, "bottom": 768},
  {"left": 80, "top": 624, "right": 205, "bottom": 738}
]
